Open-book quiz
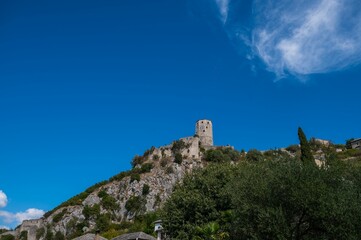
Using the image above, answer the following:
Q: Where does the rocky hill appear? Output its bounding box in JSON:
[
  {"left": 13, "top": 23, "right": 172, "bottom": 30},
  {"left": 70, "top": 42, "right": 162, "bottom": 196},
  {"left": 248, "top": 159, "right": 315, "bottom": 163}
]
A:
[{"left": 1, "top": 123, "right": 360, "bottom": 240}]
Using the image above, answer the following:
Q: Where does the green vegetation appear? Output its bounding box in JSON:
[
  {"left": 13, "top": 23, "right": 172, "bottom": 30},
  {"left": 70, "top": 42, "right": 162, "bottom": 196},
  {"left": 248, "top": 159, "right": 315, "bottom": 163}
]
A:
[
  {"left": 36, "top": 227, "right": 45, "bottom": 240},
  {"left": 0, "top": 235, "right": 15, "bottom": 240},
  {"left": 245, "top": 149, "right": 263, "bottom": 162},
  {"left": 140, "top": 163, "right": 153, "bottom": 173},
  {"left": 174, "top": 153, "right": 183, "bottom": 164},
  {"left": 52, "top": 209, "right": 67, "bottom": 223},
  {"left": 54, "top": 231, "right": 64, "bottom": 240},
  {"left": 125, "top": 196, "right": 146, "bottom": 215},
  {"left": 0, "top": 229, "right": 9, "bottom": 234},
  {"left": 101, "top": 195, "right": 118, "bottom": 211},
  {"left": 19, "top": 232, "right": 27, "bottom": 240},
  {"left": 142, "top": 184, "right": 150, "bottom": 196},
  {"left": 171, "top": 140, "right": 187, "bottom": 154},
  {"left": 162, "top": 155, "right": 361, "bottom": 239},
  {"left": 130, "top": 173, "right": 140, "bottom": 183},
  {"left": 298, "top": 127, "right": 315, "bottom": 164},
  {"left": 82, "top": 204, "right": 100, "bottom": 220},
  {"left": 204, "top": 147, "right": 241, "bottom": 163}
]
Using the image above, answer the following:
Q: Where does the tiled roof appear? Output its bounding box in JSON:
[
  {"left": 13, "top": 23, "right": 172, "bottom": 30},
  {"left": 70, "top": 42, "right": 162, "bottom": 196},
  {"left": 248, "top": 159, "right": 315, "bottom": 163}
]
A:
[
  {"left": 72, "top": 233, "right": 108, "bottom": 240},
  {"left": 111, "top": 232, "right": 156, "bottom": 240}
]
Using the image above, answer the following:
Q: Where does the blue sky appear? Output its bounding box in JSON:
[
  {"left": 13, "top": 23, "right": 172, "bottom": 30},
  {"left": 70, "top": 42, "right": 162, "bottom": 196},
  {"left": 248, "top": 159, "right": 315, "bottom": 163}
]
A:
[{"left": 1, "top": 0, "right": 361, "bottom": 229}]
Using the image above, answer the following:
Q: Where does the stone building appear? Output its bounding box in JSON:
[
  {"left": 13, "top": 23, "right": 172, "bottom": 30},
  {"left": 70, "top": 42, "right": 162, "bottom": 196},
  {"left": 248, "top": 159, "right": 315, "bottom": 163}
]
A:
[
  {"left": 351, "top": 138, "right": 361, "bottom": 149},
  {"left": 195, "top": 119, "right": 213, "bottom": 146}
]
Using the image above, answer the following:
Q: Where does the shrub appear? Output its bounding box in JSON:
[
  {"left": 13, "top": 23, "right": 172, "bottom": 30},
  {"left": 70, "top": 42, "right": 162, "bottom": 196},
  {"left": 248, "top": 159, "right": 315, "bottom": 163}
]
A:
[
  {"left": 140, "top": 163, "right": 153, "bottom": 173},
  {"left": 0, "top": 235, "right": 15, "bottom": 240},
  {"left": 246, "top": 149, "right": 263, "bottom": 162},
  {"left": 125, "top": 196, "right": 145, "bottom": 214},
  {"left": 153, "top": 154, "right": 159, "bottom": 161},
  {"left": 142, "top": 184, "right": 150, "bottom": 196},
  {"left": 82, "top": 204, "right": 100, "bottom": 220},
  {"left": 97, "top": 190, "right": 108, "bottom": 198},
  {"left": 53, "top": 209, "right": 67, "bottom": 223},
  {"left": 174, "top": 153, "right": 183, "bottom": 164},
  {"left": 171, "top": 140, "right": 187, "bottom": 154},
  {"left": 54, "top": 232, "right": 64, "bottom": 240},
  {"left": 160, "top": 158, "right": 168, "bottom": 168},
  {"left": 166, "top": 166, "right": 174, "bottom": 174},
  {"left": 102, "top": 195, "right": 118, "bottom": 211},
  {"left": 130, "top": 173, "right": 140, "bottom": 183},
  {"left": 36, "top": 228, "right": 45, "bottom": 240},
  {"left": 131, "top": 155, "right": 145, "bottom": 168},
  {"left": 143, "top": 146, "right": 155, "bottom": 157},
  {"left": 285, "top": 144, "right": 299, "bottom": 153}
]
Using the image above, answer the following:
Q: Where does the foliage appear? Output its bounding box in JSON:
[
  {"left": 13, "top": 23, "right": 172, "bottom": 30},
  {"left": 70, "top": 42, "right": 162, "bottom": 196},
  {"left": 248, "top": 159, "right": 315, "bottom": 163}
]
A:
[
  {"left": 82, "top": 204, "right": 100, "bottom": 220},
  {"left": 298, "top": 127, "right": 315, "bottom": 164},
  {"left": 174, "top": 153, "right": 183, "bottom": 164},
  {"left": 140, "top": 163, "right": 153, "bottom": 173},
  {"left": 131, "top": 155, "right": 145, "bottom": 168},
  {"left": 204, "top": 148, "right": 241, "bottom": 163},
  {"left": 97, "top": 190, "right": 108, "bottom": 198},
  {"left": 54, "top": 231, "right": 64, "bottom": 240},
  {"left": 101, "top": 195, "right": 118, "bottom": 211},
  {"left": 96, "top": 213, "right": 111, "bottom": 232},
  {"left": 142, "top": 184, "right": 150, "bottom": 196},
  {"left": 346, "top": 138, "right": 355, "bottom": 149},
  {"left": 162, "top": 157, "right": 361, "bottom": 240},
  {"left": 171, "top": 140, "right": 187, "bottom": 154},
  {"left": 160, "top": 158, "right": 169, "bottom": 167},
  {"left": 36, "top": 227, "right": 45, "bottom": 240},
  {"left": 125, "top": 196, "right": 146, "bottom": 215},
  {"left": 285, "top": 144, "right": 300, "bottom": 153},
  {"left": 130, "top": 173, "right": 140, "bottom": 183},
  {"left": 0, "top": 229, "right": 9, "bottom": 234},
  {"left": 153, "top": 154, "right": 159, "bottom": 161},
  {"left": 162, "top": 164, "right": 235, "bottom": 239},
  {"left": 45, "top": 227, "right": 53, "bottom": 240},
  {"left": 165, "top": 166, "right": 174, "bottom": 174},
  {"left": 0, "top": 235, "right": 15, "bottom": 240},
  {"left": 19, "top": 232, "right": 27, "bottom": 240},
  {"left": 245, "top": 149, "right": 264, "bottom": 162},
  {"left": 52, "top": 209, "right": 67, "bottom": 223}
]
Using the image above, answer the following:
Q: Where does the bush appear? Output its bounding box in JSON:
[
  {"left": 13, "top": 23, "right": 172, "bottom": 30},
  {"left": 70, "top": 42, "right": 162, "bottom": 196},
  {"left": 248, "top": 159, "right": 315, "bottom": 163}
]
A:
[
  {"left": 142, "top": 184, "right": 150, "bottom": 196},
  {"left": 53, "top": 209, "right": 67, "bottom": 223},
  {"left": 82, "top": 204, "right": 100, "bottom": 220},
  {"left": 131, "top": 155, "right": 145, "bottom": 168},
  {"left": 36, "top": 228, "right": 45, "bottom": 240},
  {"left": 246, "top": 149, "right": 264, "bottom": 162},
  {"left": 125, "top": 196, "right": 145, "bottom": 214},
  {"left": 0, "top": 235, "right": 15, "bottom": 240},
  {"left": 97, "top": 190, "right": 108, "bottom": 198},
  {"left": 160, "top": 158, "right": 169, "bottom": 168},
  {"left": 130, "top": 173, "right": 140, "bottom": 183},
  {"left": 102, "top": 195, "right": 118, "bottom": 211},
  {"left": 54, "top": 232, "right": 64, "bottom": 240},
  {"left": 171, "top": 140, "right": 187, "bottom": 154},
  {"left": 140, "top": 163, "right": 153, "bottom": 173},
  {"left": 153, "top": 154, "right": 159, "bottom": 161},
  {"left": 96, "top": 214, "right": 111, "bottom": 232},
  {"left": 174, "top": 153, "right": 183, "bottom": 164},
  {"left": 166, "top": 166, "right": 174, "bottom": 174},
  {"left": 285, "top": 144, "right": 299, "bottom": 153}
]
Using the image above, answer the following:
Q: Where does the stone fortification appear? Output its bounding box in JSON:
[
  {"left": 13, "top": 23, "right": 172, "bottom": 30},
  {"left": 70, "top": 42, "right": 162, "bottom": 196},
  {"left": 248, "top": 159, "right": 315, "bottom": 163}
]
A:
[{"left": 195, "top": 119, "right": 213, "bottom": 146}]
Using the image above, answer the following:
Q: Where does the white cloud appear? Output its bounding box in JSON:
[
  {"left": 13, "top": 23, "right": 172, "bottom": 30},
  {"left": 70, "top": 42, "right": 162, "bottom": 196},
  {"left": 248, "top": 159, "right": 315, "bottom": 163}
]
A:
[
  {"left": 0, "top": 225, "right": 10, "bottom": 230},
  {"left": 0, "top": 208, "right": 45, "bottom": 225},
  {"left": 0, "top": 191, "right": 7, "bottom": 208},
  {"left": 214, "top": 0, "right": 230, "bottom": 24},
  {"left": 252, "top": 0, "right": 361, "bottom": 77}
]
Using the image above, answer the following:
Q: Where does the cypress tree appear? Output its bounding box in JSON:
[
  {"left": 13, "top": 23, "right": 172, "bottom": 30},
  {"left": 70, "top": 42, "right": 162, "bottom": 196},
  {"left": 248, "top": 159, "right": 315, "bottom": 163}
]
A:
[{"left": 298, "top": 127, "right": 315, "bottom": 164}]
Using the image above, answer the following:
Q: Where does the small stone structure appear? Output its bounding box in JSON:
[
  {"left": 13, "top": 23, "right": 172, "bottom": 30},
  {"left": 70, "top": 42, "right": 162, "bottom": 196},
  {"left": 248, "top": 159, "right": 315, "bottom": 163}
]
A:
[
  {"left": 351, "top": 138, "right": 361, "bottom": 149},
  {"left": 73, "top": 233, "right": 108, "bottom": 240}
]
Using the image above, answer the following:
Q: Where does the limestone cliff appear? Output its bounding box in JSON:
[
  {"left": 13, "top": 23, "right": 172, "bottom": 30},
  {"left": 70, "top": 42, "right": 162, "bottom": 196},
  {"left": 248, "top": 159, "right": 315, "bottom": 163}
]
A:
[{"left": 10, "top": 137, "right": 207, "bottom": 240}]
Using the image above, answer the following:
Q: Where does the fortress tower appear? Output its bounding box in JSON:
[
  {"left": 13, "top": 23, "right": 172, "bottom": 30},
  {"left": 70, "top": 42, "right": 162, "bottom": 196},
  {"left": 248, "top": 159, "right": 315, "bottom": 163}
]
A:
[{"left": 195, "top": 119, "right": 213, "bottom": 146}]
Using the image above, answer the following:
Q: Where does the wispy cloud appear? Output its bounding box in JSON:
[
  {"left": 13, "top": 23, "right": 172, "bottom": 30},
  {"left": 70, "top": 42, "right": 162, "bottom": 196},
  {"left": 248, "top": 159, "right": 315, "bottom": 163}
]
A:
[
  {"left": 213, "top": 0, "right": 361, "bottom": 78},
  {"left": 214, "top": 0, "right": 230, "bottom": 24}
]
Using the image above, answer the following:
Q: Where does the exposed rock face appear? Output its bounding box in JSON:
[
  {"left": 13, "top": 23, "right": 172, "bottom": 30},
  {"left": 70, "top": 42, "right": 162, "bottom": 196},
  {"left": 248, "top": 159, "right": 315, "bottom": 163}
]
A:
[{"left": 14, "top": 138, "right": 205, "bottom": 240}]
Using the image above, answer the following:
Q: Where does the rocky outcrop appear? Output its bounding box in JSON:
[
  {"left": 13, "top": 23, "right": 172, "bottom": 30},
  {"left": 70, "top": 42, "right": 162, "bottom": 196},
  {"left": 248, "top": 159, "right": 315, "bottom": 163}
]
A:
[{"left": 14, "top": 138, "right": 205, "bottom": 240}]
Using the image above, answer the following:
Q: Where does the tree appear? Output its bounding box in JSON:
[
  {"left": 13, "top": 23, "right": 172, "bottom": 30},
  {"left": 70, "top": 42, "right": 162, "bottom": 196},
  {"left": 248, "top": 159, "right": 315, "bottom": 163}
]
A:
[
  {"left": 298, "top": 127, "right": 315, "bottom": 164},
  {"left": 346, "top": 138, "right": 355, "bottom": 149}
]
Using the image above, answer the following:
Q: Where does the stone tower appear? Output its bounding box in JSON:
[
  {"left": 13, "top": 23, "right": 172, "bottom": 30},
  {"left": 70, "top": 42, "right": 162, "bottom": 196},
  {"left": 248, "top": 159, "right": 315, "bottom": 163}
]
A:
[{"left": 195, "top": 119, "right": 213, "bottom": 146}]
